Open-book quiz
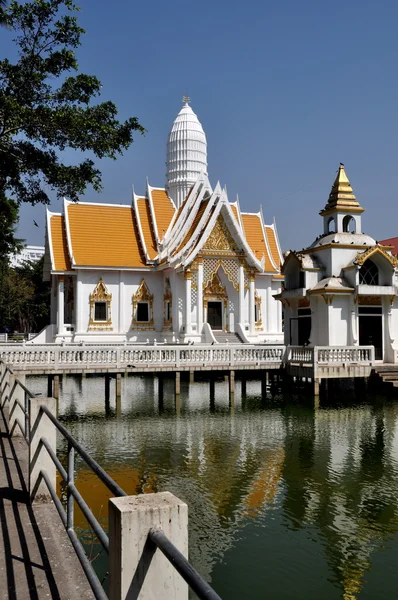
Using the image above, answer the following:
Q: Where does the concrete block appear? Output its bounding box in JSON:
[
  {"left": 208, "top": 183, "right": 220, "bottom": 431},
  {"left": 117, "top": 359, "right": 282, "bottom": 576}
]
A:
[
  {"left": 109, "top": 492, "right": 188, "bottom": 600},
  {"left": 29, "top": 396, "right": 57, "bottom": 503},
  {"left": 9, "top": 373, "right": 26, "bottom": 438}
]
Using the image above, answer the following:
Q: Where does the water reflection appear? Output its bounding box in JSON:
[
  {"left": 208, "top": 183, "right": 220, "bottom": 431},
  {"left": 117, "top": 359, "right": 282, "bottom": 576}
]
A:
[{"left": 27, "top": 374, "right": 398, "bottom": 599}]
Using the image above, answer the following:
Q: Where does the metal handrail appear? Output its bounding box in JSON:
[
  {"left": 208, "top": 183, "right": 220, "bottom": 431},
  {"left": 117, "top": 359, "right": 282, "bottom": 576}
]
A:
[
  {"left": 149, "top": 529, "right": 222, "bottom": 600},
  {"left": 1, "top": 361, "right": 223, "bottom": 600}
]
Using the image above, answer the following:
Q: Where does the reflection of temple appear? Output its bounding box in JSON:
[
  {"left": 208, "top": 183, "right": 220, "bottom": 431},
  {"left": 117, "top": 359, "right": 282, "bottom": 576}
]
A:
[
  {"left": 38, "top": 372, "right": 398, "bottom": 597},
  {"left": 40, "top": 100, "right": 283, "bottom": 344}
]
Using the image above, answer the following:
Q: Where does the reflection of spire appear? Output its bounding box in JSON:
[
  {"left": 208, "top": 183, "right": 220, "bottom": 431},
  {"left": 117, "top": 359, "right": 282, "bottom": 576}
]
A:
[{"left": 242, "top": 449, "right": 285, "bottom": 518}]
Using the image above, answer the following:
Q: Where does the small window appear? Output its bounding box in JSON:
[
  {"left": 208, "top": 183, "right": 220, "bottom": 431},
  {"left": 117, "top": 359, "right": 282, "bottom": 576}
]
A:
[
  {"left": 359, "top": 259, "right": 378, "bottom": 285},
  {"left": 136, "top": 302, "right": 149, "bottom": 322},
  {"left": 94, "top": 302, "right": 107, "bottom": 321},
  {"left": 299, "top": 271, "right": 305, "bottom": 288}
]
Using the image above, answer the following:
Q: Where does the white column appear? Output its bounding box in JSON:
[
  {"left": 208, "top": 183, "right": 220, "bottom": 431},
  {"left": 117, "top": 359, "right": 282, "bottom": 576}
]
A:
[
  {"left": 75, "top": 276, "right": 82, "bottom": 333},
  {"left": 197, "top": 261, "right": 203, "bottom": 333},
  {"left": 119, "top": 273, "right": 124, "bottom": 335},
  {"left": 239, "top": 261, "right": 244, "bottom": 324},
  {"left": 249, "top": 272, "right": 255, "bottom": 334},
  {"left": 57, "top": 276, "right": 64, "bottom": 336},
  {"left": 185, "top": 270, "right": 191, "bottom": 334},
  {"left": 266, "top": 283, "right": 272, "bottom": 333}
]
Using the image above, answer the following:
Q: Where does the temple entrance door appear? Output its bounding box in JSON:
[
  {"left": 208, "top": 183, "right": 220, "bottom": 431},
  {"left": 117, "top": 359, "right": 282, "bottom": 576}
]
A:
[
  {"left": 207, "top": 301, "right": 223, "bottom": 330},
  {"left": 358, "top": 306, "right": 383, "bottom": 360}
]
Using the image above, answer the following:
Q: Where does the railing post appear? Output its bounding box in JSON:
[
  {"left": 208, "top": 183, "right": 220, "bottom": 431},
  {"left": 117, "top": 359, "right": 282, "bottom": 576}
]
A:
[
  {"left": 109, "top": 492, "right": 188, "bottom": 600},
  {"left": 9, "top": 374, "right": 26, "bottom": 437},
  {"left": 29, "top": 396, "right": 57, "bottom": 503}
]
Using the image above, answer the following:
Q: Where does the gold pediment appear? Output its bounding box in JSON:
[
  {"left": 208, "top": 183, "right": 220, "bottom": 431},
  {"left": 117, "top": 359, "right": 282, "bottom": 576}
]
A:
[
  {"left": 355, "top": 245, "right": 398, "bottom": 267},
  {"left": 90, "top": 277, "right": 112, "bottom": 302},
  {"left": 203, "top": 216, "right": 239, "bottom": 254}
]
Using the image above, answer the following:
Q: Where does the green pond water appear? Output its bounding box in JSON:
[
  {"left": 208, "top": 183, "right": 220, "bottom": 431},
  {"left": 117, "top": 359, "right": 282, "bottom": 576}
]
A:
[{"left": 27, "top": 374, "right": 398, "bottom": 600}]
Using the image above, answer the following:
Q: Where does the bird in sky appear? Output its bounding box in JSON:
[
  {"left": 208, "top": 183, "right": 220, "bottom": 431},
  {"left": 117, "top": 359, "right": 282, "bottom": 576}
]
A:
[{"left": 33, "top": 220, "right": 39, "bottom": 227}]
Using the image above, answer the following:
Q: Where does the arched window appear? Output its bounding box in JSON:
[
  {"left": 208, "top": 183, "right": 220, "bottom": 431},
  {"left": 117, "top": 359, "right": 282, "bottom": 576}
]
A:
[
  {"left": 327, "top": 216, "right": 335, "bottom": 233},
  {"left": 359, "top": 259, "right": 378, "bottom": 285},
  {"left": 343, "top": 215, "right": 356, "bottom": 233}
]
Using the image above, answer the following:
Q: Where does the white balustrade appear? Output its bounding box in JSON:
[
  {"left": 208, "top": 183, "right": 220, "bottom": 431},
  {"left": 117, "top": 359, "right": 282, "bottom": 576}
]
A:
[
  {"left": 0, "top": 344, "right": 286, "bottom": 370},
  {"left": 315, "top": 346, "right": 375, "bottom": 365},
  {"left": 286, "top": 345, "right": 375, "bottom": 366}
]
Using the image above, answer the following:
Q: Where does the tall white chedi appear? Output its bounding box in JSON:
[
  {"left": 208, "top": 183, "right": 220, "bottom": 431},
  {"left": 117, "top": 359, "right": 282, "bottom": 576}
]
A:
[{"left": 166, "top": 98, "right": 207, "bottom": 208}]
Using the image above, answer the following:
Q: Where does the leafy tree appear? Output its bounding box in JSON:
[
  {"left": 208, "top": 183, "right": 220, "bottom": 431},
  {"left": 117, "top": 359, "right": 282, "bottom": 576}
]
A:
[
  {"left": 1, "top": 256, "right": 50, "bottom": 334},
  {"left": 0, "top": 0, "right": 144, "bottom": 206},
  {"left": 0, "top": 1, "right": 8, "bottom": 26}
]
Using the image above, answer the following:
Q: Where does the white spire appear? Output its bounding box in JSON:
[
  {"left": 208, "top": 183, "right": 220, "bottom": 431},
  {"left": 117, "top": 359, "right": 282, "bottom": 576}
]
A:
[{"left": 166, "top": 98, "right": 207, "bottom": 209}]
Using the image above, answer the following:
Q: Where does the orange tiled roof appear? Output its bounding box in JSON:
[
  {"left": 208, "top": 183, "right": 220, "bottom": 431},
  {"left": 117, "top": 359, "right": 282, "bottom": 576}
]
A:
[
  {"left": 241, "top": 214, "right": 275, "bottom": 272},
  {"left": 151, "top": 189, "right": 175, "bottom": 241},
  {"left": 50, "top": 215, "right": 71, "bottom": 271},
  {"left": 67, "top": 204, "right": 147, "bottom": 268},
  {"left": 265, "top": 226, "right": 281, "bottom": 270},
  {"left": 136, "top": 197, "right": 157, "bottom": 260},
  {"left": 230, "top": 204, "right": 239, "bottom": 224}
]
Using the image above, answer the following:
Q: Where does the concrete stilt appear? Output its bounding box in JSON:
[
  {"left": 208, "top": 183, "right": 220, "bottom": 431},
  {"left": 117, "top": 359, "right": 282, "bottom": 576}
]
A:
[
  {"left": 116, "top": 373, "right": 122, "bottom": 397},
  {"left": 115, "top": 394, "right": 122, "bottom": 417},
  {"left": 105, "top": 375, "right": 111, "bottom": 414},
  {"left": 175, "top": 371, "right": 181, "bottom": 396},
  {"left": 53, "top": 375, "right": 59, "bottom": 400},
  {"left": 314, "top": 377, "right": 320, "bottom": 397},
  {"left": 229, "top": 370, "right": 235, "bottom": 409},
  {"left": 189, "top": 369, "right": 194, "bottom": 384}
]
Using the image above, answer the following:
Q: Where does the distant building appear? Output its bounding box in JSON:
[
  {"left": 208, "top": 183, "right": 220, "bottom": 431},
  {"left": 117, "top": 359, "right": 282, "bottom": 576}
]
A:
[
  {"left": 277, "top": 164, "right": 398, "bottom": 362},
  {"left": 39, "top": 100, "right": 284, "bottom": 344},
  {"left": 10, "top": 245, "right": 45, "bottom": 268},
  {"left": 380, "top": 236, "right": 398, "bottom": 256}
]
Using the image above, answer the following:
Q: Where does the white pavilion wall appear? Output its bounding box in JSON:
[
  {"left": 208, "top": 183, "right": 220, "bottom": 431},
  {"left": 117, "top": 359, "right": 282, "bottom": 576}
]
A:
[
  {"left": 328, "top": 296, "right": 349, "bottom": 346},
  {"left": 77, "top": 270, "right": 120, "bottom": 335}
]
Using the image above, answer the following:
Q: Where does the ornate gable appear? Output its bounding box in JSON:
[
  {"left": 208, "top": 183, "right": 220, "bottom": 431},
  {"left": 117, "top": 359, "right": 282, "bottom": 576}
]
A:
[
  {"left": 355, "top": 245, "right": 398, "bottom": 267},
  {"left": 203, "top": 215, "right": 239, "bottom": 255}
]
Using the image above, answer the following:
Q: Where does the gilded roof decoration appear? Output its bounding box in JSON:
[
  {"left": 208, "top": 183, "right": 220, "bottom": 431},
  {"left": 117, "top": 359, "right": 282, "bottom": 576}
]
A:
[
  {"left": 203, "top": 215, "right": 239, "bottom": 254},
  {"left": 203, "top": 272, "right": 227, "bottom": 299},
  {"left": 320, "top": 163, "right": 364, "bottom": 214},
  {"left": 355, "top": 245, "right": 398, "bottom": 267},
  {"left": 90, "top": 278, "right": 112, "bottom": 302}
]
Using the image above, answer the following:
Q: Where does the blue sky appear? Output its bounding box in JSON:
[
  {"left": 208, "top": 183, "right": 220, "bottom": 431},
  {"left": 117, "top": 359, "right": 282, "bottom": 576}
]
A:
[{"left": 3, "top": 0, "right": 398, "bottom": 251}]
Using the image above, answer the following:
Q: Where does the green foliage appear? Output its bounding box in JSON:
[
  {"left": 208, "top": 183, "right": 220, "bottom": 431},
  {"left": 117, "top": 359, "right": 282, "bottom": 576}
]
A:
[
  {"left": 0, "top": 192, "right": 23, "bottom": 258},
  {"left": 0, "top": 256, "right": 50, "bottom": 333},
  {"left": 0, "top": 0, "right": 145, "bottom": 205}
]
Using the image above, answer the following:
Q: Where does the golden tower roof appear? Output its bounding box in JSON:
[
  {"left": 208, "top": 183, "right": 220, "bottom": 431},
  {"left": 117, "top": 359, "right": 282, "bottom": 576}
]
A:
[{"left": 320, "top": 163, "right": 364, "bottom": 215}]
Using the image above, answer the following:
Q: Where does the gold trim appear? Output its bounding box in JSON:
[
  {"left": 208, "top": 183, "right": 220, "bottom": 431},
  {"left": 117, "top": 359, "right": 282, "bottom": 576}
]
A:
[
  {"left": 203, "top": 215, "right": 239, "bottom": 253},
  {"left": 88, "top": 278, "right": 113, "bottom": 331},
  {"left": 355, "top": 245, "right": 398, "bottom": 267},
  {"left": 132, "top": 279, "right": 155, "bottom": 329}
]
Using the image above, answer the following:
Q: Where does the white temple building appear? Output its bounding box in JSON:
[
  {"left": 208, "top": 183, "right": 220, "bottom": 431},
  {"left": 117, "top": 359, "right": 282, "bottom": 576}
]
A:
[
  {"left": 278, "top": 164, "right": 398, "bottom": 362},
  {"left": 38, "top": 100, "right": 284, "bottom": 344}
]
